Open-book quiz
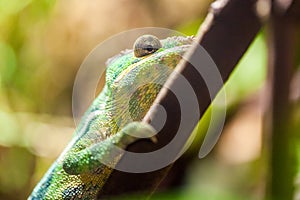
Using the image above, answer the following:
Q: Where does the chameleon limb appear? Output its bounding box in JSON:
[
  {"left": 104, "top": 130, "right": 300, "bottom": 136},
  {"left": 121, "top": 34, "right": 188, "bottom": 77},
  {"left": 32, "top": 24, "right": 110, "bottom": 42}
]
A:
[{"left": 62, "top": 122, "right": 157, "bottom": 175}]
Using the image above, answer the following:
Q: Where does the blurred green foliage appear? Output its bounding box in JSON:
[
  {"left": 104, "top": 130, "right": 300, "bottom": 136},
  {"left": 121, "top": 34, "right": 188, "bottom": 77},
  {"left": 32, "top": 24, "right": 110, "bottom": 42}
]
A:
[{"left": 0, "top": 1, "right": 60, "bottom": 199}]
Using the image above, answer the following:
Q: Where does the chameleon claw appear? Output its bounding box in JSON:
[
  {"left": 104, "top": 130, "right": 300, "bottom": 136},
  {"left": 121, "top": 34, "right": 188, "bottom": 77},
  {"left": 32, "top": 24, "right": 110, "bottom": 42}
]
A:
[{"left": 150, "top": 136, "right": 158, "bottom": 143}]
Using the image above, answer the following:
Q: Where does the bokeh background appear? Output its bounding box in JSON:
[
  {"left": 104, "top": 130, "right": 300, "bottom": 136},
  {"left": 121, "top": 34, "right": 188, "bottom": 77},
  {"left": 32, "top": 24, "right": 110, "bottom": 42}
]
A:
[{"left": 0, "top": 0, "right": 299, "bottom": 199}]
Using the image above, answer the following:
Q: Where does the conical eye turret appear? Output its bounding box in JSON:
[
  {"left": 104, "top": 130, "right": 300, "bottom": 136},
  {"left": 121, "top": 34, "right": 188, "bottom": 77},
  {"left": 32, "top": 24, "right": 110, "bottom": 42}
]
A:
[{"left": 133, "top": 35, "right": 162, "bottom": 57}]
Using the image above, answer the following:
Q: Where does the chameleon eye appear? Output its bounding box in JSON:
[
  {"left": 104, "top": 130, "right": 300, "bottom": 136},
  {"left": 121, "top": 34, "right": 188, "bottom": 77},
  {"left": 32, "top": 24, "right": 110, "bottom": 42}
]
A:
[{"left": 133, "top": 35, "right": 162, "bottom": 57}]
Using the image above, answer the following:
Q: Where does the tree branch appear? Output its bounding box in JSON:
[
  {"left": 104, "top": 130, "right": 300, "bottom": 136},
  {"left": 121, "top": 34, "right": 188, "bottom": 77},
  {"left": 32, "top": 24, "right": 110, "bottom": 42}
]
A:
[{"left": 98, "top": 0, "right": 262, "bottom": 198}]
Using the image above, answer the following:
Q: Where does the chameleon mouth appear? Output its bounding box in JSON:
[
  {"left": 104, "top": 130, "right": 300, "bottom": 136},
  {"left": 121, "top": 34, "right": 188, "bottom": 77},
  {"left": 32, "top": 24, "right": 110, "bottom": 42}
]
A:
[{"left": 113, "top": 44, "right": 192, "bottom": 85}]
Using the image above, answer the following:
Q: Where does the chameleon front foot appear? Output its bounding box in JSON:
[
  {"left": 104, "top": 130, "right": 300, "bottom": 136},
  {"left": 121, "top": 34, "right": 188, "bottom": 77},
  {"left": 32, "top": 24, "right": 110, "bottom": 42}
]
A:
[{"left": 62, "top": 122, "right": 157, "bottom": 175}]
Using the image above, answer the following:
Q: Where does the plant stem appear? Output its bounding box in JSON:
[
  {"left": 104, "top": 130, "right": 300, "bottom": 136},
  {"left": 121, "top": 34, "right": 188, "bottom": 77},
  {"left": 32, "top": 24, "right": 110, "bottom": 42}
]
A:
[{"left": 265, "top": 2, "right": 298, "bottom": 199}]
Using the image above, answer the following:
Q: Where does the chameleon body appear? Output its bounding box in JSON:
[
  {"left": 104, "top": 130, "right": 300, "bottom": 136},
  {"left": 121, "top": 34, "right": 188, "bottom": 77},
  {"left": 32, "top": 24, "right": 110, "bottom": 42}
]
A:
[{"left": 29, "top": 35, "right": 193, "bottom": 200}]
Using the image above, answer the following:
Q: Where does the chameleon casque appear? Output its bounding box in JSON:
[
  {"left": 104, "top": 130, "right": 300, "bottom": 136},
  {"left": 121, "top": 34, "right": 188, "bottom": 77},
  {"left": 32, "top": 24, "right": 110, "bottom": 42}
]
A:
[{"left": 28, "top": 35, "right": 194, "bottom": 200}]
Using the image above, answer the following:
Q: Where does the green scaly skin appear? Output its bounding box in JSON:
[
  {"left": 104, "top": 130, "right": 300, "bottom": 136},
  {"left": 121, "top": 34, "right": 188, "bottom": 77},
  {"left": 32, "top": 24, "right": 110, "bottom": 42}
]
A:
[{"left": 28, "top": 35, "right": 193, "bottom": 200}]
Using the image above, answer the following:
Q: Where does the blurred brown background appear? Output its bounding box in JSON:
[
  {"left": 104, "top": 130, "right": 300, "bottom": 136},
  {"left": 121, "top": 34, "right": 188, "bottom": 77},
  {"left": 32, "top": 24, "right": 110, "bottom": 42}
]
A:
[{"left": 1, "top": 0, "right": 298, "bottom": 200}]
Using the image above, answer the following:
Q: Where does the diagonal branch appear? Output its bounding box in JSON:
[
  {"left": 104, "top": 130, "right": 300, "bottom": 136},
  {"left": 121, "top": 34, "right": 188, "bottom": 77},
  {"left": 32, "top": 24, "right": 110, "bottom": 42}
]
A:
[{"left": 98, "top": 0, "right": 262, "bottom": 198}]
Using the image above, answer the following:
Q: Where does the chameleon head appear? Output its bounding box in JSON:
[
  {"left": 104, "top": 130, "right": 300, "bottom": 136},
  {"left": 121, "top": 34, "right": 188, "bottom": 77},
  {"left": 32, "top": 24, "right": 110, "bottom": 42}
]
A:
[{"left": 105, "top": 34, "right": 194, "bottom": 123}]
